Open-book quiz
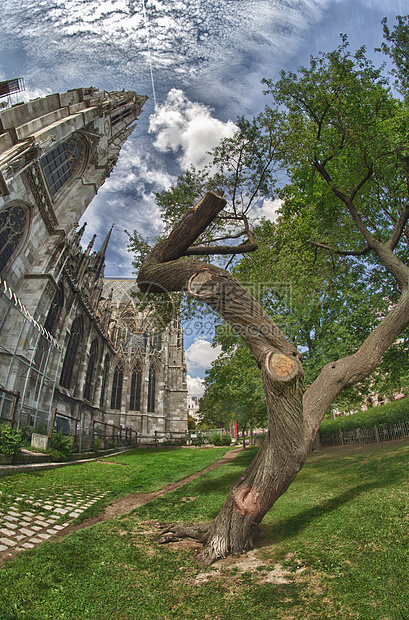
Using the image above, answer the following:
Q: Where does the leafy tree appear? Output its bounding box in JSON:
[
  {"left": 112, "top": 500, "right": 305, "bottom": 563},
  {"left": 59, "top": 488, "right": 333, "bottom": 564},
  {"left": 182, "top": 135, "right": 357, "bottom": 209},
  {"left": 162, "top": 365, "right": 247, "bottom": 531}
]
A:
[
  {"left": 134, "top": 18, "right": 409, "bottom": 564},
  {"left": 199, "top": 343, "right": 267, "bottom": 448}
]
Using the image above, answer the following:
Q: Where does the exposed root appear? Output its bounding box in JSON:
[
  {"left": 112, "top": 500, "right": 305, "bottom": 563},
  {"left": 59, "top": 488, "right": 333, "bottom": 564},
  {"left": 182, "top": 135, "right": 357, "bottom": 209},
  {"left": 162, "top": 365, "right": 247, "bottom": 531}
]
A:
[{"left": 156, "top": 521, "right": 210, "bottom": 545}]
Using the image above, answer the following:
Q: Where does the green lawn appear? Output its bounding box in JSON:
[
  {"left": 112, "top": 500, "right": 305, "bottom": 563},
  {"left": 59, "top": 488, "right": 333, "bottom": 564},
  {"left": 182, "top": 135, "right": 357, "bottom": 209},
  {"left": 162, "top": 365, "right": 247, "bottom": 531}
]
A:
[
  {"left": 1, "top": 442, "right": 408, "bottom": 619},
  {"left": 0, "top": 447, "right": 231, "bottom": 522}
]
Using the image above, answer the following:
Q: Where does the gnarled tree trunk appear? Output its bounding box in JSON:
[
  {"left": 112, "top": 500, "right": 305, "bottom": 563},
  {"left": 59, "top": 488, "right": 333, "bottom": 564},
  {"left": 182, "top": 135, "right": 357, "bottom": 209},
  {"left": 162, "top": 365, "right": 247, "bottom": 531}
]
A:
[{"left": 138, "top": 192, "right": 409, "bottom": 565}]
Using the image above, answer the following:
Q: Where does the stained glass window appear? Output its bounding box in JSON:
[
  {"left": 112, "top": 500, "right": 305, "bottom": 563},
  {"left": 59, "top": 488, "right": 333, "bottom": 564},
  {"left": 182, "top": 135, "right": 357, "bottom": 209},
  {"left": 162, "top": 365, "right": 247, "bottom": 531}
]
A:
[
  {"left": 100, "top": 355, "right": 110, "bottom": 407},
  {"left": 44, "top": 289, "right": 62, "bottom": 336},
  {"left": 83, "top": 339, "right": 98, "bottom": 402}
]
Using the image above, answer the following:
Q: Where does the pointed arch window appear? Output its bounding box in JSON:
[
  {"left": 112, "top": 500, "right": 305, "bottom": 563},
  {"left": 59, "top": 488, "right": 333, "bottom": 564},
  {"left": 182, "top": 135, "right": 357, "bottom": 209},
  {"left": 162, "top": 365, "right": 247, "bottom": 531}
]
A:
[
  {"left": 41, "top": 135, "right": 85, "bottom": 197},
  {"left": 100, "top": 355, "right": 110, "bottom": 407},
  {"left": 129, "top": 364, "right": 142, "bottom": 411},
  {"left": 147, "top": 365, "right": 156, "bottom": 413},
  {"left": 60, "top": 316, "right": 82, "bottom": 389},
  {"left": 33, "top": 288, "right": 64, "bottom": 373},
  {"left": 0, "top": 204, "right": 27, "bottom": 273},
  {"left": 83, "top": 338, "right": 98, "bottom": 402},
  {"left": 110, "top": 363, "right": 123, "bottom": 410},
  {"left": 44, "top": 288, "right": 63, "bottom": 336}
]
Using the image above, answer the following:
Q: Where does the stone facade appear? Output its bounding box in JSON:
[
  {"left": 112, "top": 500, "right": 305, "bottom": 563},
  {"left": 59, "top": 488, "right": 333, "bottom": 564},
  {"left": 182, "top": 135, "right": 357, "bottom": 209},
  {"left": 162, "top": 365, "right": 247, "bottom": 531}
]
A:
[
  {"left": 102, "top": 278, "right": 187, "bottom": 438},
  {"left": 0, "top": 87, "right": 188, "bottom": 446}
]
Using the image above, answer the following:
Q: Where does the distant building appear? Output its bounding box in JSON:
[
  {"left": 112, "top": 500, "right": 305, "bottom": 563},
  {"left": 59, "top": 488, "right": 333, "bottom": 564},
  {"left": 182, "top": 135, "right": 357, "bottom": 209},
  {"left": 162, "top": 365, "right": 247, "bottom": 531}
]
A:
[
  {"left": 187, "top": 395, "right": 200, "bottom": 422},
  {"left": 0, "top": 86, "right": 187, "bottom": 447}
]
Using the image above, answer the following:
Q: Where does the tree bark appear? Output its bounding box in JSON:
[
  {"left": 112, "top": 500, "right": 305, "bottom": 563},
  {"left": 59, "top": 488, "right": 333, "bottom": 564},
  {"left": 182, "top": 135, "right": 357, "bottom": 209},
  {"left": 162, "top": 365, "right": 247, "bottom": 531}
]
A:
[{"left": 138, "top": 191, "right": 409, "bottom": 565}]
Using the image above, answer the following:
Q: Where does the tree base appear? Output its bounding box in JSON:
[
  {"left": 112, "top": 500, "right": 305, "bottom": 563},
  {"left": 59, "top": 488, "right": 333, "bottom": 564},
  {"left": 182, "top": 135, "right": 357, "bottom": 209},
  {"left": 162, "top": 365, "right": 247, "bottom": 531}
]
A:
[{"left": 155, "top": 520, "right": 261, "bottom": 566}]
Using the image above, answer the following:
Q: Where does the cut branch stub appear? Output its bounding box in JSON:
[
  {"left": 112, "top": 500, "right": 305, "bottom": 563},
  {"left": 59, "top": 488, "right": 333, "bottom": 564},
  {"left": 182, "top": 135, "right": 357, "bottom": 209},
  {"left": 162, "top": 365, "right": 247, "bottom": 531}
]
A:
[
  {"left": 266, "top": 351, "right": 301, "bottom": 382},
  {"left": 188, "top": 269, "right": 220, "bottom": 299}
]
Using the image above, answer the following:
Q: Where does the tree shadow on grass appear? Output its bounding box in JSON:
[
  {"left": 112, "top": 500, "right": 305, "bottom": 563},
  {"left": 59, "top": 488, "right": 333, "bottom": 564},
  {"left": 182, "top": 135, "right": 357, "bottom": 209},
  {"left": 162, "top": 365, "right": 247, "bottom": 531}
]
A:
[{"left": 262, "top": 480, "right": 387, "bottom": 544}]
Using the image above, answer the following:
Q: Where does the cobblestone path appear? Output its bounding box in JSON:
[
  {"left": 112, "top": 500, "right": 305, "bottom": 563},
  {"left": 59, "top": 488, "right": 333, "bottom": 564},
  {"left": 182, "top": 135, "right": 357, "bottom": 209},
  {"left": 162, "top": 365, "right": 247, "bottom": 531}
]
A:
[{"left": 0, "top": 490, "right": 107, "bottom": 553}]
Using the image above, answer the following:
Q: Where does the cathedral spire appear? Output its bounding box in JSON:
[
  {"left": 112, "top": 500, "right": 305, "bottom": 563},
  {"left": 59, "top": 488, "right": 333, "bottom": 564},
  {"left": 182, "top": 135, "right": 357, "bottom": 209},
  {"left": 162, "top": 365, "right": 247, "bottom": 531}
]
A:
[
  {"left": 93, "top": 224, "right": 114, "bottom": 281},
  {"left": 86, "top": 234, "right": 97, "bottom": 256},
  {"left": 96, "top": 224, "right": 114, "bottom": 262},
  {"left": 75, "top": 222, "right": 87, "bottom": 242}
]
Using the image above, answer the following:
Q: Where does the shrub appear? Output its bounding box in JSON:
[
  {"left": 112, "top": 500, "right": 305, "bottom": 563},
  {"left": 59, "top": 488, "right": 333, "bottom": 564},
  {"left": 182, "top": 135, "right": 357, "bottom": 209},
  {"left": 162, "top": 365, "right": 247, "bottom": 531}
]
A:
[
  {"left": 49, "top": 430, "right": 73, "bottom": 461},
  {"left": 19, "top": 424, "right": 32, "bottom": 447},
  {"left": 161, "top": 439, "right": 186, "bottom": 446},
  {"left": 0, "top": 425, "right": 24, "bottom": 460},
  {"left": 210, "top": 433, "right": 231, "bottom": 446},
  {"left": 192, "top": 437, "right": 203, "bottom": 446},
  {"left": 93, "top": 437, "right": 101, "bottom": 452},
  {"left": 212, "top": 433, "right": 222, "bottom": 446}
]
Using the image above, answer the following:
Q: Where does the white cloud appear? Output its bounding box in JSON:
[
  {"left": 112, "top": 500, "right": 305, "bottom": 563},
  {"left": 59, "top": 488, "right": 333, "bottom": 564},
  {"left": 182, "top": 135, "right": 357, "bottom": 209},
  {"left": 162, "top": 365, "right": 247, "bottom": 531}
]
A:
[
  {"left": 255, "top": 198, "right": 282, "bottom": 222},
  {"left": 149, "top": 89, "right": 237, "bottom": 169},
  {"left": 185, "top": 338, "right": 222, "bottom": 373},
  {"left": 187, "top": 375, "right": 205, "bottom": 398},
  {"left": 103, "top": 140, "right": 174, "bottom": 196}
]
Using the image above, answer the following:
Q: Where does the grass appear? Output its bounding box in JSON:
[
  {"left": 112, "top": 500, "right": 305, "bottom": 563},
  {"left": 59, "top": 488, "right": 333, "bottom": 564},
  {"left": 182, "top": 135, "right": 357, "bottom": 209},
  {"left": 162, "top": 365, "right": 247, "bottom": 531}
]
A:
[
  {"left": 0, "top": 447, "right": 231, "bottom": 522},
  {"left": 0, "top": 441, "right": 409, "bottom": 619},
  {"left": 320, "top": 396, "right": 409, "bottom": 434}
]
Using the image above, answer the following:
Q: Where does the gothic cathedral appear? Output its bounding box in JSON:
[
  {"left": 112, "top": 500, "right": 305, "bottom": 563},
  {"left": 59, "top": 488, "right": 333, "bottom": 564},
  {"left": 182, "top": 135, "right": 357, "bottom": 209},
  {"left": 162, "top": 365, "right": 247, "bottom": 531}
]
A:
[{"left": 0, "top": 87, "right": 188, "bottom": 448}]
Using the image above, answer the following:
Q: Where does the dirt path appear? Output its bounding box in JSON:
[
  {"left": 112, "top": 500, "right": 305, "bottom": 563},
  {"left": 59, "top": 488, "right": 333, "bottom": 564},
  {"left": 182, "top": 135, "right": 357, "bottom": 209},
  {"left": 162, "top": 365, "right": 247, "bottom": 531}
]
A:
[{"left": 61, "top": 447, "right": 242, "bottom": 536}]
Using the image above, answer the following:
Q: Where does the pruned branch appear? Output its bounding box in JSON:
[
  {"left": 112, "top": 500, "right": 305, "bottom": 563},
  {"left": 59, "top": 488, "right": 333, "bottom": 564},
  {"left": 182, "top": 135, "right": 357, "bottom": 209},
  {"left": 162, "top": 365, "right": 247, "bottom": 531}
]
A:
[
  {"left": 308, "top": 240, "right": 371, "bottom": 257},
  {"left": 146, "top": 192, "right": 227, "bottom": 266},
  {"left": 184, "top": 241, "right": 258, "bottom": 256}
]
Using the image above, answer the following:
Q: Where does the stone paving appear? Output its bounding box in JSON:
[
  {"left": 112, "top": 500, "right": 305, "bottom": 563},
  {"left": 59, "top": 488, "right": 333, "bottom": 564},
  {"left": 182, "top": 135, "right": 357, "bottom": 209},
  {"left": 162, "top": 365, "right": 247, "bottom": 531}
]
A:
[{"left": 0, "top": 490, "right": 107, "bottom": 554}]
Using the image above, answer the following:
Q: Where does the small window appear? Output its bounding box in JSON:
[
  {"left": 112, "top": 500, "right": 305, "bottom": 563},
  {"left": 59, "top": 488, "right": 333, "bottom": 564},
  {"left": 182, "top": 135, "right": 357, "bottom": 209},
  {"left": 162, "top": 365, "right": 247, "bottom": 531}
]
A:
[
  {"left": 150, "top": 333, "right": 162, "bottom": 352},
  {"left": 0, "top": 204, "right": 27, "bottom": 273},
  {"left": 41, "top": 136, "right": 84, "bottom": 197}
]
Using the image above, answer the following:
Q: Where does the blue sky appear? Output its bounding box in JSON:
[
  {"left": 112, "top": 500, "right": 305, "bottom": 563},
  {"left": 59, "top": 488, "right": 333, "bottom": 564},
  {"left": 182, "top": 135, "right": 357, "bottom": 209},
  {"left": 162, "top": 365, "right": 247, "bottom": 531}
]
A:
[{"left": 1, "top": 0, "right": 407, "bottom": 394}]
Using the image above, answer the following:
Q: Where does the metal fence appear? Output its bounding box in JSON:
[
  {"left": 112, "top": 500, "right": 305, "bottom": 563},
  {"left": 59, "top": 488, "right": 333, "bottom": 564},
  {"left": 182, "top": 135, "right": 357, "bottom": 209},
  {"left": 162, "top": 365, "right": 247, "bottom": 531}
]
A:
[
  {"left": 137, "top": 431, "right": 186, "bottom": 446},
  {"left": 40, "top": 413, "right": 138, "bottom": 453},
  {"left": 320, "top": 419, "right": 409, "bottom": 447}
]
